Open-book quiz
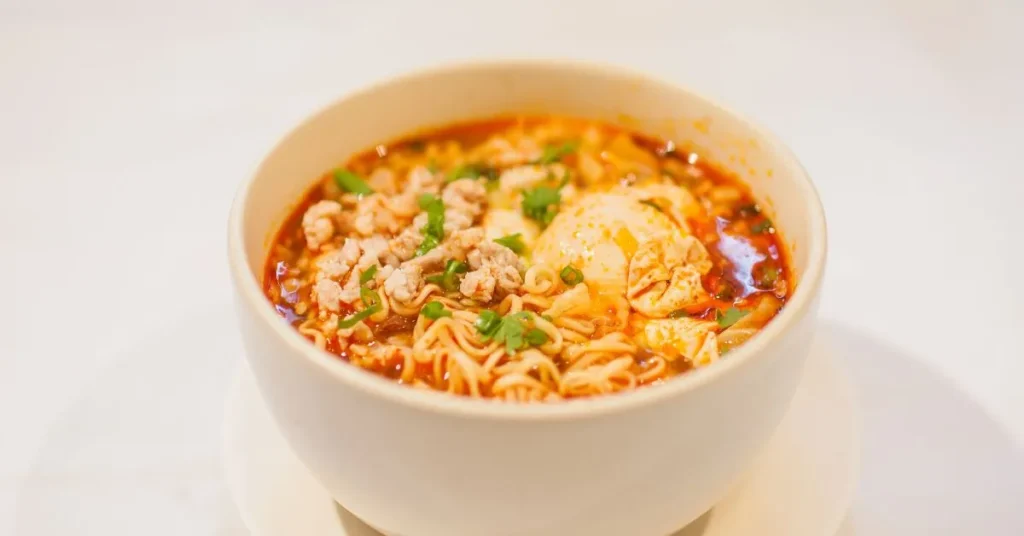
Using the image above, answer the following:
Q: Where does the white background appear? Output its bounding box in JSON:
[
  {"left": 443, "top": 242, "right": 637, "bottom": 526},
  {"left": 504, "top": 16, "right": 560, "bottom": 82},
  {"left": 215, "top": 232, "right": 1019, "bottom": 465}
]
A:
[{"left": 2, "top": 0, "right": 1023, "bottom": 534}]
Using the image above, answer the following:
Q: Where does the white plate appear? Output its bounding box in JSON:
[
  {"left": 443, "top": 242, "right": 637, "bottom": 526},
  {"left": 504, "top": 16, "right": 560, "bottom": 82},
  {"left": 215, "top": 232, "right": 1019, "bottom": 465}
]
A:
[{"left": 223, "top": 335, "right": 859, "bottom": 536}]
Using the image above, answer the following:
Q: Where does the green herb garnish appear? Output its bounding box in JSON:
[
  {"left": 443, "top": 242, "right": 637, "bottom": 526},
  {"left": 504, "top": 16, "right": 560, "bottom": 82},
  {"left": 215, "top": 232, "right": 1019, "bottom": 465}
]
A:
[
  {"left": 408, "top": 140, "right": 425, "bottom": 152},
  {"left": 426, "top": 159, "right": 439, "bottom": 173},
  {"left": 540, "top": 314, "right": 554, "bottom": 322},
  {"left": 559, "top": 265, "right": 584, "bottom": 286},
  {"left": 415, "top": 193, "right": 446, "bottom": 256},
  {"left": 415, "top": 235, "right": 440, "bottom": 257},
  {"left": 420, "top": 301, "right": 452, "bottom": 320},
  {"left": 359, "top": 265, "right": 378, "bottom": 285},
  {"left": 524, "top": 328, "right": 548, "bottom": 346},
  {"left": 333, "top": 169, "right": 373, "bottom": 196},
  {"left": 534, "top": 141, "right": 579, "bottom": 165},
  {"left": 446, "top": 163, "right": 498, "bottom": 184},
  {"left": 360, "top": 286, "right": 381, "bottom": 308},
  {"left": 521, "top": 174, "right": 570, "bottom": 227},
  {"left": 446, "top": 164, "right": 480, "bottom": 182},
  {"left": 425, "top": 259, "right": 468, "bottom": 292},
  {"left": 491, "top": 311, "right": 532, "bottom": 354},
  {"left": 494, "top": 233, "right": 526, "bottom": 254},
  {"left": 474, "top": 310, "right": 545, "bottom": 354},
  {"left": 751, "top": 219, "right": 773, "bottom": 234},
  {"left": 716, "top": 307, "right": 749, "bottom": 329},
  {"left": 337, "top": 305, "right": 381, "bottom": 329},
  {"left": 475, "top": 310, "right": 502, "bottom": 338},
  {"left": 668, "top": 309, "right": 690, "bottom": 319}
]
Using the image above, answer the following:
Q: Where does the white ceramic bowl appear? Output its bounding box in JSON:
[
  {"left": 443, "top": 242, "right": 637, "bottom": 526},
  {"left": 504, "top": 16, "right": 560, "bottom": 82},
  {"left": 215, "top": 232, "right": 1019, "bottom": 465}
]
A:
[{"left": 228, "top": 60, "right": 827, "bottom": 536}]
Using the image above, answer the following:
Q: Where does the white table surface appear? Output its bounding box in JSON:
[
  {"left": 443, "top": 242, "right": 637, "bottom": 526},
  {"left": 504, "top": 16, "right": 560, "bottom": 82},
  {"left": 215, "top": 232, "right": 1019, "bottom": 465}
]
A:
[{"left": 2, "top": 1, "right": 1023, "bottom": 534}]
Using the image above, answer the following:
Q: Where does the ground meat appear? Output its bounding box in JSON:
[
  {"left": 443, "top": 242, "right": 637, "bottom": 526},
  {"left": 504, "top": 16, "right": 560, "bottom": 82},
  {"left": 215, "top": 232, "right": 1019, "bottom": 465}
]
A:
[
  {"left": 383, "top": 264, "right": 424, "bottom": 304},
  {"left": 353, "top": 194, "right": 404, "bottom": 236},
  {"left": 338, "top": 279, "right": 361, "bottom": 304},
  {"left": 460, "top": 265, "right": 523, "bottom": 302},
  {"left": 402, "top": 227, "right": 485, "bottom": 272},
  {"left": 357, "top": 236, "right": 399, "bottom": 271},
  {"left": 442, "top": 179, "right": 487, "bottom": 220},
  {"left": 447, "top": 227, "right": 485, "bottom": 259},
  {"left": 302, "top": 200, "right": 343, "bottom": 250},
  {"left": 312, "top": 279, "right": 344, "bottom": 312},
  {"left": 386, "top": 166, "right": 443, "bottom": 219},
  {"left": 315, "top": 238, "right": 361, "bottom": 280},
  {"left": 403, "top": 245, "right": 445, "bottom": 272},
  {"left": 367, "top": 168, "right": 399, "bottom": 196},
  {"left": 478, "top": 137, "right": 542, "bottom": 167},
  {"left": 468, "top": 241, "right": 525, "bottom": 272},
  {"left": 443, "top": 209, "right": 474, "bottom": 233},
  {"left": 406, "top": 165, "right": 442, "bottom": 194},
  {"left": 389, "top": 226, "right": 423, "bottom": 262},
  {"left": 459, "top": 242, "right": 525, "bottom": 302},
  {"left": 497, "top": 165, "right": 549, "bottom": 193}
]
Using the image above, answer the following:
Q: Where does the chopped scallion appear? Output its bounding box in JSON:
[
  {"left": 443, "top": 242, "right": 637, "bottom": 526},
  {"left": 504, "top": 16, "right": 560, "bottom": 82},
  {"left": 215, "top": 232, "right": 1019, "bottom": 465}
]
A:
[
  {"left": 494, "top": 233, "right": 526, "bottom": 254},
  {"left": 338, "top": 305, "right": 381, "bottom": 329},
  {"left": 420, "top": 301, "right": 452, "bottom": 320},
  {"left": 333, "top": 169, "right": 373, "bottom": 196},
  {"left": 560, "top": 265, "right": 584, "bottom": 286},
  {"left": 359, "top": 265, "right": 378, "bottom": 285}
]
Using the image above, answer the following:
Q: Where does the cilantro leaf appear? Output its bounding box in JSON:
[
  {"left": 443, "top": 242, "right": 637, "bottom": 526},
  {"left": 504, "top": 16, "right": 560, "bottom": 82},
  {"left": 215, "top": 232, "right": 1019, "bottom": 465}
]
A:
[
  {"left": 420, "top": 301, "right": 452, "bottom": 320},
  {"left": 474, "top": 310, "right": 541, "bottom": 354},
  {"left": 716, "top": 307, "right": 749, "bottom": 329},
  {"left": 333, "top": 169, "right": 373, "bottom": 196},
  {"left": 494, "top": 233, "right": 526, "bottom": 254},
  {"left": 521, "top": 175, "right": 570, "bottom": 227},
  {"left": 492, "top": 311, "right": 532, "bottom": 354},
  {"left": 415, "top": 193, "right": 446, "bottom": 256}
]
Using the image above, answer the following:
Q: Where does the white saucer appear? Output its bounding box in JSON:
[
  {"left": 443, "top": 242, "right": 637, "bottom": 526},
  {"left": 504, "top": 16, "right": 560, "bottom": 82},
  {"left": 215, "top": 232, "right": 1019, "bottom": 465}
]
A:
[{"left": 223, "top": 335, "right": 859, "bottom": 536}]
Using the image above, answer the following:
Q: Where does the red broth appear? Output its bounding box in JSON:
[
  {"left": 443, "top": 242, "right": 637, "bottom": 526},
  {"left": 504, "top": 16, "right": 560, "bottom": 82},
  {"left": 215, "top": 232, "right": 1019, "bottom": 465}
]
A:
[{"left": 263, "top": 116, "right": 791, "bottom": 401}]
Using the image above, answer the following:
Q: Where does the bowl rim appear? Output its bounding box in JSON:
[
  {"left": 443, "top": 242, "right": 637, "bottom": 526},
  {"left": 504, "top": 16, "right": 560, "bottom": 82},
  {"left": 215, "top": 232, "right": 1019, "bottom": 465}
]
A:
[{"left": 227, "top": 58, "right": 828, "bottom": 421}]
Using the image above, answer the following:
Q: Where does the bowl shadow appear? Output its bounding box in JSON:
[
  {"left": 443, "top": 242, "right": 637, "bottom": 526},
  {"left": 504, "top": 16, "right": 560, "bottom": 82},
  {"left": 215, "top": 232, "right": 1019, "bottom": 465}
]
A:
[{"left": 824, "top": 322, "right": 1024, "bottom": 535}]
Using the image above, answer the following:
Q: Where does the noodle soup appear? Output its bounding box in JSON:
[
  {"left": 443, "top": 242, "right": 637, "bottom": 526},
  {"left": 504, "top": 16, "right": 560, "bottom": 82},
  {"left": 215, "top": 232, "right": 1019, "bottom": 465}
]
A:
[{"left": 264, "top": 116, "right": 790, "bottom": 402}]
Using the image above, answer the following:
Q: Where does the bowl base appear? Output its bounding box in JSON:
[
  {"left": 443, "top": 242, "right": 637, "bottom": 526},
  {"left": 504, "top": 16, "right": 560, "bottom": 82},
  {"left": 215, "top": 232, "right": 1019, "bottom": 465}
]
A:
[{"left": 222, "top": 333, "right": 858, "bottom": 536}]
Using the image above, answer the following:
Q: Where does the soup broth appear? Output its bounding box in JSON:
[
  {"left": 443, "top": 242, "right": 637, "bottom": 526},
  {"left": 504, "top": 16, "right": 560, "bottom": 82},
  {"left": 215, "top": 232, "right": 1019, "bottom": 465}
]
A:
[{"left": 264, "top": 116, "right": 790, "bottom": 402}]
